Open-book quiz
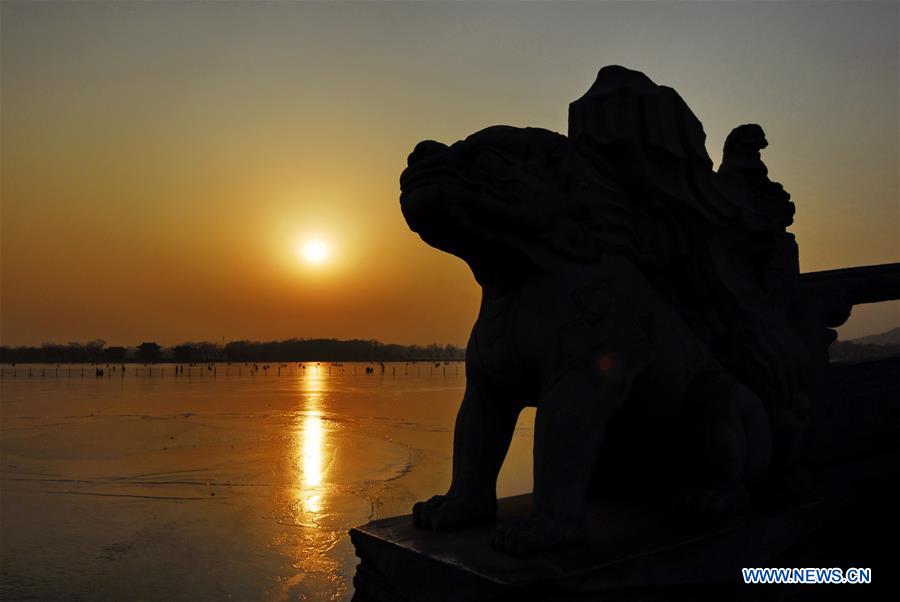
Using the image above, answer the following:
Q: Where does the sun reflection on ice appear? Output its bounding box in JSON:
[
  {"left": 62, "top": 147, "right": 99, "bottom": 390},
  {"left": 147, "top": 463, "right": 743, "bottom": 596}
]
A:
[
  {"left": 297, "top": 368, "right": 328, "bottom": 515},
  {"left": 300, "top": 412, "right": 324, "bottom": 513}
]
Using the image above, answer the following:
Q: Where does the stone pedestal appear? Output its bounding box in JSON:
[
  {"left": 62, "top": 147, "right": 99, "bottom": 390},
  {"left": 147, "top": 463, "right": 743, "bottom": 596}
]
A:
[{"left": 351, "top": 463, "right": 897, "bottom": 601}]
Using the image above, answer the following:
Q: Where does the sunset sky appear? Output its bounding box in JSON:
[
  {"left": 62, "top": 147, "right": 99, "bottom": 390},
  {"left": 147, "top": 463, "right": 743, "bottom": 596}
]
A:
[{"left": 2, "top": 1, "right": 898, "bottom": 347}]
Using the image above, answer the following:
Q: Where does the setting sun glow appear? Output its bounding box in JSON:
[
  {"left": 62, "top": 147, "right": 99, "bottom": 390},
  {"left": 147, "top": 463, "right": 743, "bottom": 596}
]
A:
[
  {"left": 1, "top": 1, "right": 897, "bottom": 346},
  {"left": 299, "top": 240, "right": 330, "bottom": 265}
]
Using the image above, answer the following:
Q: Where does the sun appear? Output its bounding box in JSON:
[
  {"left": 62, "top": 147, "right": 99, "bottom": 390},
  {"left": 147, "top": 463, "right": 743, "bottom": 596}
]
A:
[{"left": 298, "top": 239, "right": 329, "bottom": 265}]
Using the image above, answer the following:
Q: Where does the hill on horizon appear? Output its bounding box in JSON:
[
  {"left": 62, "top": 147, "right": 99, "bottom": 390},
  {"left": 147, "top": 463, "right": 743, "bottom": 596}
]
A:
[{"left": 851, "top": 326, "right": 900, "bottom": 346}]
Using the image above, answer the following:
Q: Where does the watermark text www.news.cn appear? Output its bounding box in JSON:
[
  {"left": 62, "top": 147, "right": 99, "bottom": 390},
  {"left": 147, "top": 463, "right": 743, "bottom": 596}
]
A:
[{"left": 742, "top": 567, "right": 871, "bottom": 585}]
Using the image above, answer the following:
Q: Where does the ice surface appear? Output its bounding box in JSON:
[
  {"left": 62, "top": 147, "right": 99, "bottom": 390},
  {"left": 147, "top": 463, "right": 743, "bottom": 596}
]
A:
[{"left": 0, "top": 363, "right": 535, "bottom": 600}]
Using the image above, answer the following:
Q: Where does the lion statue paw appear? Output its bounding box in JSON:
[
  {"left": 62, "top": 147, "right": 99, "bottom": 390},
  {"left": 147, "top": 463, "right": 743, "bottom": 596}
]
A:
[
  {"left": 490, "top": 514, "right": 588, "bottom": 557},
  {"left": 671, "top": 485, "right": 750, "bottom": 518},
  {"left": 412, "top": 494, "right": 496, "bottom": 531}
]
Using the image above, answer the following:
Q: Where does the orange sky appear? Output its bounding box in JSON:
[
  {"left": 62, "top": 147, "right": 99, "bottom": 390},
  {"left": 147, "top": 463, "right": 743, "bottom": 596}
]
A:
[{"left": 1, "top": 1, "right": 898, "bottom": 346}]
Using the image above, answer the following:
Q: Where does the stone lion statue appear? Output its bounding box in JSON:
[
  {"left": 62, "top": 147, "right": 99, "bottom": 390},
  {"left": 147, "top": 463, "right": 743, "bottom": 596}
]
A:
[{"left": 400, "top": 125, "right": 774, "bottom": 556}]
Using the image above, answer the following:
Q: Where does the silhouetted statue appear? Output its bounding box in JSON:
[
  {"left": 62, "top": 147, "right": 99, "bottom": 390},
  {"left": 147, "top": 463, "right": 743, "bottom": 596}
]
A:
[
  {"left": 398, "top": 65, "right": 899, "bottom": 560},
  {"left": 713, "top": 124, "right": 815, "bottom": 483},
  {"left": 718, "top": 123, "right": 794, "bottom": 231},
  {"left": 402, "top": 123, "right": 772, "bottom": 556}
]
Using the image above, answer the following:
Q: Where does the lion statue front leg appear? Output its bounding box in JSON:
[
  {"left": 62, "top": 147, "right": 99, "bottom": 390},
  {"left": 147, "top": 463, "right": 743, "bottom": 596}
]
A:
[
  {"left": 413, "top": 372, "right": 521, "bottom": 531},
  {"left": 491, "top": 366, "right": 625, "bottom": 556}
]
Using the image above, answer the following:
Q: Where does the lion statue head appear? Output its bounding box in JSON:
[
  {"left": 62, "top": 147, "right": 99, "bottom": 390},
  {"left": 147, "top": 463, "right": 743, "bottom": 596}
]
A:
[{"left": 399, "top": 126, "right": 634, "bottom": 281}]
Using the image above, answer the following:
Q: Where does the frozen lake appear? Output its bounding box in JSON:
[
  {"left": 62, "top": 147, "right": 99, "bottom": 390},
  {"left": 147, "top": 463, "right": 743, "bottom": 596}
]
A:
[{"left": 0, "top": 363, "right": 535, "bottom": 600}]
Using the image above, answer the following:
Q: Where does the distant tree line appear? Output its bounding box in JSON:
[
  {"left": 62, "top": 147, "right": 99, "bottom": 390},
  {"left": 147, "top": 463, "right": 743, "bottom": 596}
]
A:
[
  {"left": 4, "top": 336, "right": 896, "bottom": 365},
  {"left": 0, "top": 340, "right": 126, "bottom": 364},
  {"left": 0, "top": 338, "right": 465, "bottom": 364},
  {"left": 222, "top": 339, "right": 462, "bottom": 362}
]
